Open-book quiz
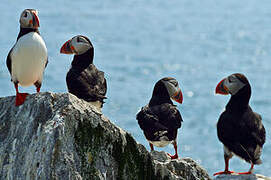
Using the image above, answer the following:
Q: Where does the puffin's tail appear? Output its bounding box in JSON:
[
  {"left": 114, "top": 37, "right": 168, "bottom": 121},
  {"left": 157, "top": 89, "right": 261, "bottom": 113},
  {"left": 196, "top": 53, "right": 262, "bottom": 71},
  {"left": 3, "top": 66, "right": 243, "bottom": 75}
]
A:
[
  {"left": 239, "top": 143, "right": 263, "bottom": 165},
  {"left": 253, "top": 158, "right": 262, "bottom": 165},
  {"left": 253, "top": 145, "right": 263, "bottom": 165}
]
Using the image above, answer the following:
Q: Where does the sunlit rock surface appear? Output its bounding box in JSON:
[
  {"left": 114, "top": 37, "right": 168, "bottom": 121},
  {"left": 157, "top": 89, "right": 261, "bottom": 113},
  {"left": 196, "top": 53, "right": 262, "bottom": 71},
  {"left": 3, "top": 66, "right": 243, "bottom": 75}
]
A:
[
  {"left": 214, "top": 174, "right": 271, "bottom": 180},
  {"left": 0, "top": 92, "right": 211, "bottom": 180}
]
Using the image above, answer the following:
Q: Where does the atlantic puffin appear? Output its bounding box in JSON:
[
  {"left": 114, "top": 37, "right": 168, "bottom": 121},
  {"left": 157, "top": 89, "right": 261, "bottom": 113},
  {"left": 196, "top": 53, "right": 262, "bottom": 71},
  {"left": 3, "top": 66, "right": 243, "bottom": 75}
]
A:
[
  {"left": 6, "top": 9, "right": 48, "bottom": 106},
  {"left": 136, "top": 77, "right": 183, "bottom": 159},
  {"left": 214, "top": 73, "right": 266, "bottom": 175},
  {"left": 60, "top": 35, "right": 107, "bottom": 110}
]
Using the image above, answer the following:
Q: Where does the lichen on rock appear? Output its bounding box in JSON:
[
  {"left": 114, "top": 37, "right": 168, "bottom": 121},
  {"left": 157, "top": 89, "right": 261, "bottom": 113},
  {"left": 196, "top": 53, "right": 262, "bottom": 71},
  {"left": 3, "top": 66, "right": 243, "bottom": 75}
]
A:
[{"left": 0, "top": 92, "right": 211, "bottom": 180}]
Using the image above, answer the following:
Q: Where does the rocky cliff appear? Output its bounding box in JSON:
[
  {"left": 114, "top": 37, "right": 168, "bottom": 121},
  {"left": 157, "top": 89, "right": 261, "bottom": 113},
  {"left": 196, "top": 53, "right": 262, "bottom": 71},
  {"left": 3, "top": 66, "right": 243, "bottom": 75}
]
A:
[
  {"left": 214, "top": 174, "right": 271, "bottom": 180},
  {"left": 0, "top": 92, "right": 211, "bottom": 180}
]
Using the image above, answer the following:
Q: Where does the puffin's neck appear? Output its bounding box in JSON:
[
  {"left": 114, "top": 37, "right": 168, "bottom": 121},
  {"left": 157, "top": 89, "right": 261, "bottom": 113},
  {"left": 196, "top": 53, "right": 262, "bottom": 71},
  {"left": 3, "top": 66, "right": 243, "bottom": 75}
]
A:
[
  {"left": 149, "top": 82, "right": 173, "bottom": 107},
  {"left": 226, "top": 84, "right": 251, "bottom": 112},
  {"left": 17, "top": 27, "right": 40, "bottom": 40},
  {"left": 149, "top": 96, "right": 173, "bottom": 107},
  {"left": 71, "top": 49, "right": 94, "bottom": 69}
]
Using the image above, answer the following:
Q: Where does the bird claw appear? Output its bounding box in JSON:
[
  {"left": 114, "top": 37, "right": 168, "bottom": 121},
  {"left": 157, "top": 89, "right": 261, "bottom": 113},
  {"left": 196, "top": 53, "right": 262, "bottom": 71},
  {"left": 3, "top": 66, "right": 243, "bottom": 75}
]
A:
[
  {"left": 213, "top": 170, "right": 253, "bottom": 176},
  {"left": 213, "top": 170, "right": 235, "bottom": 176},
  {"left": 167, "top": 153, "right": 178, "bottom": 159},
  {"left": 238, "top": 171, "right": 252, "bottom": 175}
]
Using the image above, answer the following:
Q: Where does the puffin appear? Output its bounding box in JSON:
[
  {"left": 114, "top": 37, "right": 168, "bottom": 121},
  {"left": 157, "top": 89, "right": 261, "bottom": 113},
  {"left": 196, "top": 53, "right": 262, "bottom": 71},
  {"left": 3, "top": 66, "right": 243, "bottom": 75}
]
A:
[
  {"left": 60, "top": 35, "right": 107, "bottom": 110},
  {"left": 136, "top": 77, "right": 183, "bottom": 159},
  {"left": 6, "top": 9, "right": 48, "bottom": 106},
  {"left": 214, "top": 73, "right": 266, "bottom": 175}
]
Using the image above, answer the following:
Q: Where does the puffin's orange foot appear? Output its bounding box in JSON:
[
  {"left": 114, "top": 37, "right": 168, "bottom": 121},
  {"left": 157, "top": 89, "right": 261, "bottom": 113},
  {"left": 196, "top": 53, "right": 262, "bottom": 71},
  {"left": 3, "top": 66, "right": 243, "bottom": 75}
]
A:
[
  {"left": 36, "top": 87, "right": 40, "bottom": 93},
  {"left": 15, "top": 93, "right": 29, "bottom": 106},
  {"left": 238, "top": 171, "right": 252, "bottom": 175},
  {"left": 213, "top": 170, "right": 235, "bottom": 176},
  {"left": 167, "top": 153, "right": 178, "bottom": 159}
]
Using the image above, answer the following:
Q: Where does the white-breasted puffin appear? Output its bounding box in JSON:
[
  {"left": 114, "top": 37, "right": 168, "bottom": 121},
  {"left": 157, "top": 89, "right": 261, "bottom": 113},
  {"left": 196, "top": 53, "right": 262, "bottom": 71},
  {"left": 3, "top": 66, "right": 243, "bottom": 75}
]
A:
[
  {"left": 60, "top": 35, "right": 107, "bottom": 110},
  {"left": 214, "top": 73, "right": 266, "bottom": 175},
  {"left": 6, "top": 9, "right": 48, "bottom": 106},
  {"left": 136, "top": 77, "right": 183, "bottom": 159}
]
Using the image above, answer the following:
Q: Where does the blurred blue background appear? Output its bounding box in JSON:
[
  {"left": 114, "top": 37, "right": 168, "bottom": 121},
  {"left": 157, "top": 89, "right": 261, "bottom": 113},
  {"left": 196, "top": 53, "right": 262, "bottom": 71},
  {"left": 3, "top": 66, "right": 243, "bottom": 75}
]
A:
[{"left": 1, "top": 0, "right": 271, "bottom": 176}]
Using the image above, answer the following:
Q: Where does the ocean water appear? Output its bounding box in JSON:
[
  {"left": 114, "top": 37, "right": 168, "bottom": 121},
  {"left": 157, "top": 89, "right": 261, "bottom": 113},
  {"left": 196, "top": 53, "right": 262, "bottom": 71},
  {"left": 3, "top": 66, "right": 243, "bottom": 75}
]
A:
[{"left": 1, "top": 0, "right": 271, "bottom": 176}]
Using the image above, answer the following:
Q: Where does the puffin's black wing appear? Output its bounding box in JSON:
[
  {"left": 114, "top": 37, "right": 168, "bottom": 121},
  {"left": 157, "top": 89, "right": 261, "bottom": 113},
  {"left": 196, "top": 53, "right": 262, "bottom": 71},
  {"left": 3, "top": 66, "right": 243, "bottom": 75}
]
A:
[
  {"left": 45, "top": 57, "right": 49, "bottom": 68},
  {"left": 66, "top": 64, "right": 107, "bottom": 103},
  {"left": 96, "top": 70, "right": 107, "bottom": 98},
  {"left": 137, "top": 103, "right": 182, "bottom": 141},
  {"left": 6, "top": 47, "right": 13, "bottom": 75},
  {"left": 137, "top": 105, "right": 168, "bottom": 132},
  {"left": 153, "top": 103, "right": 183, "bottom": 129},
  {"left": 243, "top": 110, "right": 266, "bottom": 146},
  {"left": 217, "top": 106, "right": 265, "bottom": 164}
]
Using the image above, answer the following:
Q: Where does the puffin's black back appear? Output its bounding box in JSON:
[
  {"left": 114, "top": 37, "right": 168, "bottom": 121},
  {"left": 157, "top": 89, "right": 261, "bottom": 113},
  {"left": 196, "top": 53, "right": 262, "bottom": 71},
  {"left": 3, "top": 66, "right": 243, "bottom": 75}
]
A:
[
  {"left": 137, "top": 79, "right": 182, "bottom": 141},
  {"left": 66, "top": 48, "right": 107, "bottom": 104},
  {"left": 137, "top": 104, "right": 182, "bottom": 141},
  {"left": 217, "top": 84, "right": 266, "bottom": 164}
]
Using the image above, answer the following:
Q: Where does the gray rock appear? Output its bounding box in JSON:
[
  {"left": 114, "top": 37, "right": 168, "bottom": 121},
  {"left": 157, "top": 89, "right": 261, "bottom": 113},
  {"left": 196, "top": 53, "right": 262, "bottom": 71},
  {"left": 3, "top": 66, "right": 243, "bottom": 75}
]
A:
[
  {"left": 0, "top": 92, "right": 211, "bottom": 180},
  {"left": 151, "top": 151, "right": 211, "bottom": 180},
  {"left": 214, "top": 174, "right": 271, "bottom": 180}
]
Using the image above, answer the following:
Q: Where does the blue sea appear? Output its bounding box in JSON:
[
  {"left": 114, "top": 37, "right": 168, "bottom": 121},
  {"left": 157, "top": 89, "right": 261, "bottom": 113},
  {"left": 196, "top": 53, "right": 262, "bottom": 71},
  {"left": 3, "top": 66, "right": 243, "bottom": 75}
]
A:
[{"left": 1, "top": 0, "right": 271, "bottom": 176}]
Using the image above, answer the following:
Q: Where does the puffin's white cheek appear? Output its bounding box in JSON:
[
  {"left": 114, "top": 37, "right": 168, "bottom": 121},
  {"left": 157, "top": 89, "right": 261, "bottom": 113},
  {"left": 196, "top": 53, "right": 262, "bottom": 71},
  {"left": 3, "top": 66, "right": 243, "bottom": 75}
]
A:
[
  {"left": 20, "top": 17, "right": 32, "bottom": 27},
  {"left": 20, "top": 19, "right": 27, "bottom": 26},
  {"left": 228, "top": 82, "right": 245, "bottom": 95},
  {"left": 74, "top": 43, "right": 91, "bottom": 54},
  {"left": 166, "top": 84, "right": 176, "bottom": 97},
  {"left": 230, "top": 85, "right": 240, "bottom": 95}
]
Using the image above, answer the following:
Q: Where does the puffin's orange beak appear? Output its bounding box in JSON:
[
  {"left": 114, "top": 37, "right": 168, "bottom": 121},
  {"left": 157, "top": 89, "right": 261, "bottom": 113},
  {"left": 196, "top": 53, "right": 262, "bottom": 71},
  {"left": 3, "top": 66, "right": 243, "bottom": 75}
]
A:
[
  {"left": 172, "top": 89, "right": 183, "bottom": 104},
  {"left": 60, "top": 40, "right": 74, "bottom": 54},
  {"left": 215, "top": 78, "right": 229, "bottom": 95},
  {"left": 32, "top": 11, "right": 40, "bottom": 28}
]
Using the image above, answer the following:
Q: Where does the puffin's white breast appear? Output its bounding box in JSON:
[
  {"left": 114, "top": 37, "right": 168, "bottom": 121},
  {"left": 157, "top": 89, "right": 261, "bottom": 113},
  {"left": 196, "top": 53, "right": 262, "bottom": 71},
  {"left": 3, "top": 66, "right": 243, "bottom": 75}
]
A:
[
  {"left": 11, "top": 32, "right": 47, "bottom": 87},
  {"left": 149, "top": 140, "right": 173, "bottom": 147}
]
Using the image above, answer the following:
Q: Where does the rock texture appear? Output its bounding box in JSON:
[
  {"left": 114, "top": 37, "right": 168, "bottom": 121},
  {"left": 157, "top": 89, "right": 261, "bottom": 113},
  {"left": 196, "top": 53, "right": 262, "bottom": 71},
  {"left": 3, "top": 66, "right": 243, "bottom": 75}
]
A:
[
  {"left": 151, "top": 151, "right": 211, "bottom": 180},
  {"left": 214, "top": 174, "right": 271, "bottom": 180},
  {"left": 0, "top": 92, "right": 211, "bottom": 180}
]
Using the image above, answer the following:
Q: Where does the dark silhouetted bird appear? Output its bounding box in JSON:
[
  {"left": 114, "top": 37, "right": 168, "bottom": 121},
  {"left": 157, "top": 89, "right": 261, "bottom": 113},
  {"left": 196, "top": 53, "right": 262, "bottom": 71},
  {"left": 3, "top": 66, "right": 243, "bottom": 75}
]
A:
[
  {"left": 136, "top": 77, "right": 183, "bottom": 159},
  {"left": 214, "top": 73, "right": 266, "bottom": 175},
  {"left": 60, "top": 35, "right": 107, "bottom": 111}
]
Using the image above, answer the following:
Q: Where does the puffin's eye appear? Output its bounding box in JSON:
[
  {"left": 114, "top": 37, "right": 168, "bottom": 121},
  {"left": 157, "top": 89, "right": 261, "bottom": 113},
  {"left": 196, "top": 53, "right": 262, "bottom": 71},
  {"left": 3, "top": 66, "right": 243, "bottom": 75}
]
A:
[
  {"left": 228, "top": 76, "right": 235, "bottom": 83},
  {"left": 77, "top": 37, "right": 85, "bottom": 43},
  {"left": 24, "top": 12, "right": 27, "bottom": 17},
  {"left": 171, "top": 80, "right": 178, "bottom": 87}
]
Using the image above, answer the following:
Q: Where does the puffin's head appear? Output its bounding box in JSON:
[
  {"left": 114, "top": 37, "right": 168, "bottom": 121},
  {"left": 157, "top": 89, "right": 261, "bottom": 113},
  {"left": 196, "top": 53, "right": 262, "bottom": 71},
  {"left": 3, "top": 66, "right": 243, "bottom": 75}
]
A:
[
  {"left": 20, "top": 9, "right": 40, "bottom": 29},
  {"left": 215, "top": 73, "right": 249, "bottom": 95},
  {"left": 60, "top": 35, "right": 93, "bottom": 55},
  {"left": 156, "top": 77, "right": 183, "bottom": 104}
]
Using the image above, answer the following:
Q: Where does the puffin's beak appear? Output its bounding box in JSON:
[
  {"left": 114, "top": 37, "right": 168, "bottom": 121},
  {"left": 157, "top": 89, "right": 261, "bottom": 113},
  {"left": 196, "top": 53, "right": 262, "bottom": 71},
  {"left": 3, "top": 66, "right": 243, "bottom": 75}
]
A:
[
  {"left": 60, "top": 40, "right": 74, "bottom": 54},
  {"left": 215, "top": 78, "right": 229, "bottom": 95},
  {"left": 32, "top": 11, "right": 40, "bottom": 28},
  {"left": 172, "top": 89, "right": 183, "bottom": 104}
]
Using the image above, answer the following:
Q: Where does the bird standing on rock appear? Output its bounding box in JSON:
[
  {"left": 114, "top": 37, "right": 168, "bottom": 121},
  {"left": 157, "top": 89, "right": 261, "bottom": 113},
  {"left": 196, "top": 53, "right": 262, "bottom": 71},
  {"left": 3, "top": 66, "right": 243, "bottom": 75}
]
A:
[
  {"left": 136, "top": 77, "right": 183, "bottom": 159},
  {"left": 214, "top": 73, "right": 266, "bottom": 175},
  {"left": 60, "top": 35, "right": 107, "bottom": 111},
  {"left": 6, "top": 9, "right": 48, "bottom": 106}
]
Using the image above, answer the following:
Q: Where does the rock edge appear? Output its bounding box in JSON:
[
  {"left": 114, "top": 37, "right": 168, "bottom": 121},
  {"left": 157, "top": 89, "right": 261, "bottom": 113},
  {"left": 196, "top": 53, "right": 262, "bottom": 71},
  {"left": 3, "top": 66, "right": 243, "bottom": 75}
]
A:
[{"left": 0, "top": 92, "right": 211, "bottom": 179}]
